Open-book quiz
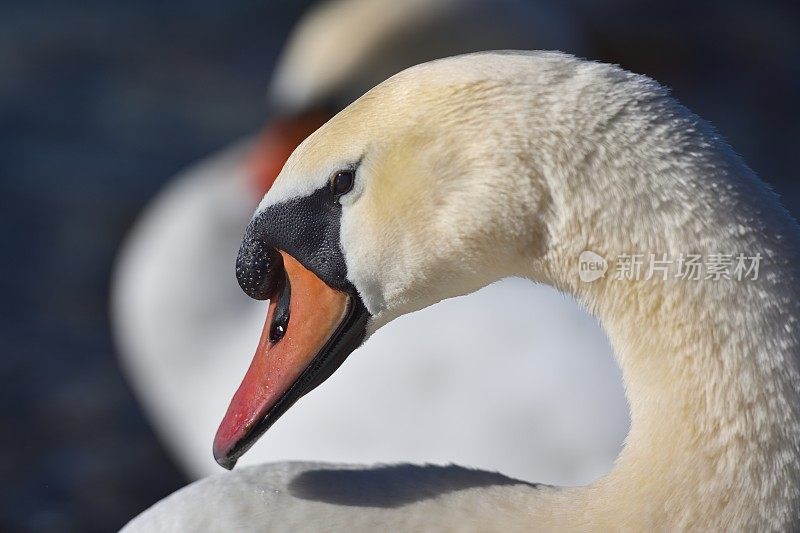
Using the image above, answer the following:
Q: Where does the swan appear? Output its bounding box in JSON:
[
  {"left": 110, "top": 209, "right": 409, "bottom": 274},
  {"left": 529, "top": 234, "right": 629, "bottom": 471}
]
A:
[
  {"left": 125, "top": 51, "right": 800, "bottom": 530},
  {"left": 111, "top": 0, "right": 623, "bottom": 484}
]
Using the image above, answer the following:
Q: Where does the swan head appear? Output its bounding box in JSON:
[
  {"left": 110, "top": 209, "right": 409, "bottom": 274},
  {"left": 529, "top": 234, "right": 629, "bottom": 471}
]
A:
[{"left": 214, "top": 53, "right": 558, "bottom": 469}]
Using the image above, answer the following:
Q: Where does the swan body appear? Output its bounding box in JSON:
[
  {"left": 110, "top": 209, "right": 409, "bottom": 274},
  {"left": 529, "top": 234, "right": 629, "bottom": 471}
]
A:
[
  {"left": 112, "top": 0, "right": 622, "bottom": 484},
  {"left": 126, "top": 51, "right": 800, "bottom": 530},
  {"left": 124, "top": 462, "right": 543, "bottom": 532}
]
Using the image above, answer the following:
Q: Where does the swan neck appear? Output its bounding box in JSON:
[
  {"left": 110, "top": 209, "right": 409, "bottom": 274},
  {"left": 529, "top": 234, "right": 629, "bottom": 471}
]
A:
[{"left": 531, "top": 121, "right": 800, "bottom": 527}]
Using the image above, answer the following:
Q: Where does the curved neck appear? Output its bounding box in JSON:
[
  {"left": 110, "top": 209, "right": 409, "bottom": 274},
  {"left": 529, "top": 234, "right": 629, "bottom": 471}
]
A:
[
  {"left": 519, "top": 88, "right": 800, "bottom": 528},
  {"left": 563, "top": 264, "right": 800, "bottom": 529}
]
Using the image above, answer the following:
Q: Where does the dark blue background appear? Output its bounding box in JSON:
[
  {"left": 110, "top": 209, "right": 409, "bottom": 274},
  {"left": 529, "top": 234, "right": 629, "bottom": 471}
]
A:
[{"left": 1, "top": 1, "right": 798, "bottom": 531}]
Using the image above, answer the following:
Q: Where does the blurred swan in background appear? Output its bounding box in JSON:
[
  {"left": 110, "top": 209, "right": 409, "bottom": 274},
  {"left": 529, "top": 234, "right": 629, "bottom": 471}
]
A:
[{"left": 112, "top": 0, "right": 627, "bottom": 484}]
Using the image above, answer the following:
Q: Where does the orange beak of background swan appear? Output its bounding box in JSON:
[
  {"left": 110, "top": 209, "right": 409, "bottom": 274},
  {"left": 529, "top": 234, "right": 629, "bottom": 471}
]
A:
[{"left": 245, "top": 110, "right": 330, "bottom": 197}]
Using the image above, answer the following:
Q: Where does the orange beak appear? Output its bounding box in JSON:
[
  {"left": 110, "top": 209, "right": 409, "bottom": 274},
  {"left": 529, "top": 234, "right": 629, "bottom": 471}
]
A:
[
  {"left": 213, "top": 251, "right": 366, "bottom": 469},
  {"left": 214, "top": 107, "right": 362, "bottom": 469}
]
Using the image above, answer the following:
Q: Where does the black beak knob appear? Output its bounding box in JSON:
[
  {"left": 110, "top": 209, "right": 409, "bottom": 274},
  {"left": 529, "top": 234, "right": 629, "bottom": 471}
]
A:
[{"left": 235, "top": 237, "right": 284, "bottom": 301}]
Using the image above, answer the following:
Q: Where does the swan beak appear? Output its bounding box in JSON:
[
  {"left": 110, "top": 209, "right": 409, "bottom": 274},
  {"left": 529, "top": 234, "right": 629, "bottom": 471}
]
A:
[
  {"left": 213, "top": 252, "right": 367, "bottom": 469},
  {"left": 245, "top": 110, "right": 331, "bottom": 196}
]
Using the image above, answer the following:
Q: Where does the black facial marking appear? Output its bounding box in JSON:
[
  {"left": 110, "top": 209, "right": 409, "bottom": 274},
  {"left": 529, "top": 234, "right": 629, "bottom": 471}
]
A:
[{"left": 238, "top": 184, "right": 354, "bottom": 294}]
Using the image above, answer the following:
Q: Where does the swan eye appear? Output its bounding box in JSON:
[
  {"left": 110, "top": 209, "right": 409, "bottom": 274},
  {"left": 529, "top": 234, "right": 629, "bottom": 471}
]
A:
[{"left": 330, "top": 170, "right": 355, "bottom": 197}]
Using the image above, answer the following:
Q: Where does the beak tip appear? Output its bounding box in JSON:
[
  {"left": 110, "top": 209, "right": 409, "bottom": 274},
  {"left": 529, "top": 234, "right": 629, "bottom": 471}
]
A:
[
  {"left": 213, "top": 436, "right": 239, "bottom": 470},
  {"left": 213, "top": 446, "right": 238, "bottom": 470},
  {"left": 216, "top": 456, "right": 237, "bottom": 471}
]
